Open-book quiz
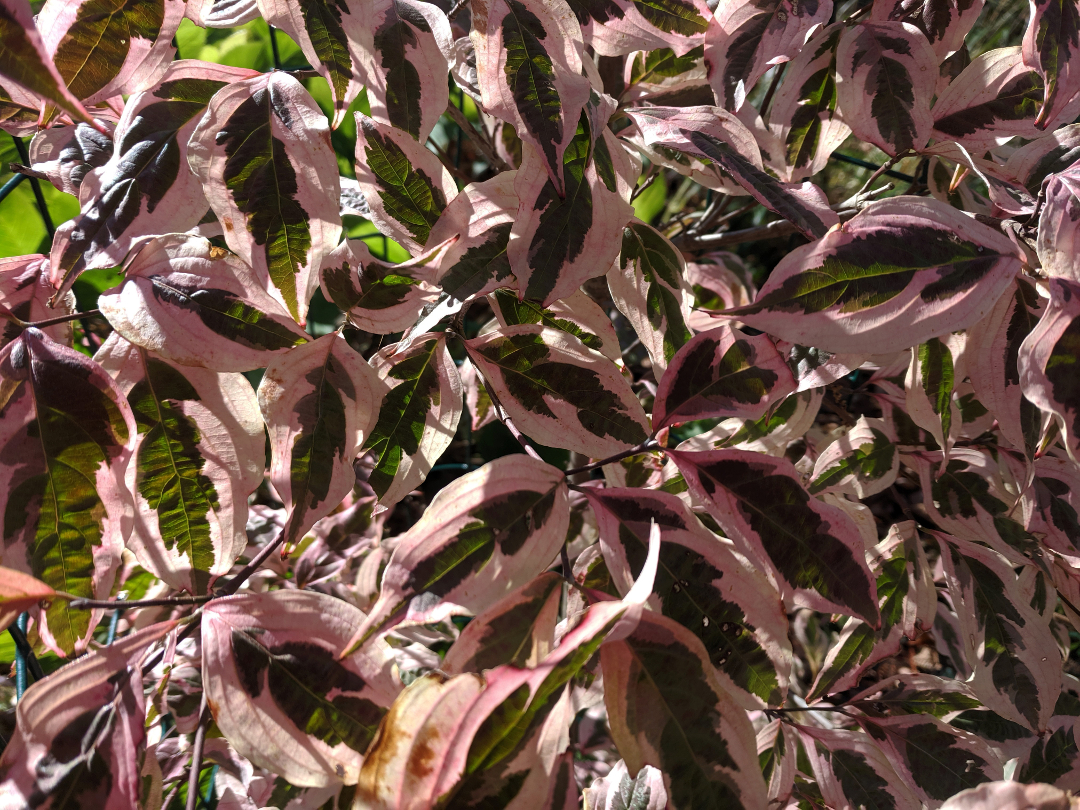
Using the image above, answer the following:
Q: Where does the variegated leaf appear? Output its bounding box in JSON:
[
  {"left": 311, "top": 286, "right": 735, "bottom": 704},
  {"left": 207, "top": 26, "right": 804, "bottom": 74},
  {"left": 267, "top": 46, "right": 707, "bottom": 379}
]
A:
[
  {"left": 607, "top": 219, "right": 693, "bottom": 378},
  {"left": 427, "top": 171, "right": 519, "bottom": 301},
  {"left": 722, "top": 197, "right": 1023, "bottom": 354},
  {"left": 931, "top": 47, "right": 1045, "bottom": 150},
  {"left": 368, "top": 0, "right": 453, "bottom": 141},
  {"left": 601, "top": 609, "right": 767, "bottom": 809},
  {"left": 939, "top": 533, "right": 1062, "bottom": 731},
  {"left": 653, "top": 323, "right": 796, "bottom": 429},
  {"left": 942, "top": 782, "right": 1077, "bottom": 810},
  {"left": 364, "top": 333, "right": 462, "bottom": 511},
  {"left": 186, "top": 0, "right": 261, "bottom": 26},
  {"left": 98, "top": 235, "right": 309, "bottom": 373},
  {"left": 905, "top": 334, "right": 963, "bottom": 458},
  {"left": 188, "top": 72, "right": 342, "bottom": 324},
  {"left": 809, "top": 416, "right": 899, "bottom": 498},
  {"left": 202, "top": 590, "right": 399, "bottom": 787},
  {"left": 626, "top": 106, "right": 838, "bottom": 239},
  {"left": 50, "top": 60, "right": 259, "bottom": 296},
  {"left": 870, "top": 0, "right": 984, "bottom": 61},
  {"left": 799, "top": 725, "right": 920, "bottom": 810},
  {"left": 1003, "top": 122, "right": 1080, "bottom": 195},
  {"left": 808, "top": 522, "right": 935, "bottom": 701},
  {"left": 674, "top": 387, "right": 823, "bottom": 459},
  {"left": 36, "top": 0, "right": 184, "bottom": 106},
  {"left": 668, "top": 447, "right": 880, "bottom": 624},
  {"left": 442, "top": 571, "right": 563, "bottom": 674},
  {"left": 470, "top": 0, "right": 592, "bottom": 192},
  {"left": 0, "top": 622, "right": 174, "bottom": 808},
  {"left": 490, "top": 288, "right": 623, "bottom": 363},
  {"left": 466, "top": 324, "right": 651, "bottom": 458},
  {"left": 0, "top": 0, "right": 96, "bottom": 125},
  {"left": 1022, "top": 0, "right": 1080, "bottom": 128},
  {"left": 510, "top": 107, "right": 634, "bottom": 305},
  {"left": 320, "top": 237, "right": 447, "bottom": 334},
  {"left": 1026, "top": 455, "right": 1080, "bottom": 557},
  {"left": 861, "top": 712, "right": 1003, "bottom": 803},
  {"left": 705, "top": 0, "right": 833, "bottom": 112},
  {"left": 767, "top": 23, "right": 849, "bottom": 182},
  {"left": 256, "top": 0, "right": 371, "bottom": 127},
  {"left": 685, "top": 252, "right": 755, "bottom": 331},
  {"left": 1038, "top": 163, "right": 1080, "bottom": 282},
  {"left": 585, "top": 486, "right": 792, "bottom": 707},
  {"left": 95, "top": 333, "right": 265, "bottom": 595},
  {"left": 354, "top": 113, "right": 458, "bottom": 254},
  {"left": 346, "top": 454, "right": 569, "bottom": 651},
  {"left": 584, "top": 760, "right": 668, "bottom": 810},
  {"left": 968, "top": 277, "right": 1044, "bottom": 458},
  {"left": 0, "top": 255, "right": 74, "bottom": 351},
  {"left": 836, "top": 22, "right": 937, "bottom": 155},
  {"left": 28, "top": 120, "right": 112, "bottom": 197},
  {"left": 1019, "top": 277, "right": 1080, "bottom": 460},
  {"left": 569, "top": 0, "right": 710, "bottom": 58},
  {"left": 260, "top": 332, "right": 381, "bottom": 550},
  {"left": 0, "top": 328, "right": 134, "bottom": 656}
]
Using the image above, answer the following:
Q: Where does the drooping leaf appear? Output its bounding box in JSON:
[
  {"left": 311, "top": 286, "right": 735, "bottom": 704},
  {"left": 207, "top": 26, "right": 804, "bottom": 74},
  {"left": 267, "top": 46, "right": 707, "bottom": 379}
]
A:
[
  {"left": 653, "top": 323, "right": 795, "bottom": 429},
  {"left": 968, "top": 284, "right": 1043, "bottom": 463},
  {"left": 29, "top": 120, "right": 113, "bottom": 196},
  {"left": 0, "top": 0, "right": 96, "bottom": 126},
  {"left": 50, "top": 60, "right": 259, "bottom": 298},
  {"left": 1026, "top": 455, "right": 1080, "bottom": 557},
  {"left": 257, "top": 0, "right": 372, "bottom": 127},
  {"left": 1018, "top": 276, "right": 1080, "bottom": 460},
  {"left": 490, "top": 288, "right": 623, "bottom": 363},
  {"left": 259, "top": 332, "right": 381, "bottom": 550},
  {"left": 466, "top": 324, "right": 651, "bottom": 458},
  {"left": 1038, "top": 163, "right": 1080, "bottom": 283},
  {"left": 705, "top": 0, "right": 833, "bottom": 112},
  {"left": 938, "top": 532, "right": 1062, "bottom": 732},
  {"left": 810, "top": 417, "right": 899, "bottom": 498},
  {"left": 188, "top": 71, "right": 342, "bottom": 324},
  {"left": 799, "top": 725, "right": 920, "bottom": 810},
  {"left": 353, "top": 112, "right": 458, "bottom": 254},
  {"left": 368, "top": 0, "right": 453, "bottom": 141},
  {"left": 767, "top": 23, "right": 849, "bottom": 181},
  {"left": 95, "top": 333, "right": 265, "bottom": 595},
  {"left": 859, "top": 713, "right": 1003, "bottom": 804},
  {"left": 0, "top": 255, "right": 75, "bottom": 352},
  {"left": 905, "top": 334, "right": 962, "bottom": 458},
  {"left": 186, "top": 0, "right": 261, "bottom": 26},
  {"left": 427, "top": 171, "right": 519, "bottom": 301},
  {"left": 668, "top": 447, "right": 880, "bottom": 624},
  {"left": 1022, "top": 0, "right": 1080, "bottom": 128},
  {"left": 0, "top": 567, "right": 55, "bottom": 635},
  {"left": 345, "top": 454, "right": 570, "bottom": 651},
  {"left": 364, "top": 332, "right": 462, "bottom": 511},
  {"left": 0, "top": 622, "right": 174, "bottom": 807},
  {"left": 626, "top": 105, "right": 839, "bottom": 239},
  {"left": 584, "top": 486, "right": 792, "bottom": 707},
  {"left": 1004, "top": 122, "right": 1080, "bottom": 195},
  {"left": 319, "top": 236, "right": 449, "bottom": 334},
  {"left": 601, "top": 609, "right": 768, "bottom": 809},
  {"left": 721, "top": 196, "right": 1023, "bottom": 354},
  {"left": 568, "top": 0, "right": 711, "bottom": 58},
  {"left": 509, "top": 105, "right": 634, "bottom": 306},
  {"left": 202, "top": 590, "right": 399, "bottom": 787},
  {"left": 607, "top": 219, "right": 693, "bottom": 378},
  {"left": 36, "top": 0, "right": 184, "bottom": 106},
  {"left": 836, "top": 21, "right": 937, "bottom": 155},
  {"left": 0, "top": 327, "right": 134, "bottom": 655},
  {"left": 931, "top": 47, "right": 1045, "bottom": 150},
  {"left": 442, "top": 571, "right": 563, "bottom": 674},
  {"left": 98, "top": 234, "right": 309, "bottom": 373},
  {"left": 470, "top": 0, "right": 592, "bottom": 193}
]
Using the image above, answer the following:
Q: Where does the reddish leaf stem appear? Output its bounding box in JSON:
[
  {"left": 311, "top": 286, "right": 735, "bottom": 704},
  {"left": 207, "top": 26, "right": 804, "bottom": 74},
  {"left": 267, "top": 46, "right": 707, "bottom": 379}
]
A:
[{"left": 186, "top": 695, "right": 211, "bottom": 810}]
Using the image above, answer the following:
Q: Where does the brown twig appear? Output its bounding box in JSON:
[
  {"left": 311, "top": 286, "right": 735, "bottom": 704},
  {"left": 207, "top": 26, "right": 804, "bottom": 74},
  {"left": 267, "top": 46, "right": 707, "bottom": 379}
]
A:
[
  {"left": 443, "top": 103, "right": 510, "bottom": 172},
  {"left": 7, "top": 163, "right": 49, "bottom": 181},
  {"left": 185, "top": 695, "right": 211, "bottom": 810},
  {"left": 428, "top": 137, "right": 473, "bottom": 185},
  {"left": 2, "top": 308, "right": 103, "bottom": 331},
  {"left": 69, "top": 594, "right": 213, "bottom": 610},
  {"left": 564, "top": 439, "right": 661, "bottom": 477}
]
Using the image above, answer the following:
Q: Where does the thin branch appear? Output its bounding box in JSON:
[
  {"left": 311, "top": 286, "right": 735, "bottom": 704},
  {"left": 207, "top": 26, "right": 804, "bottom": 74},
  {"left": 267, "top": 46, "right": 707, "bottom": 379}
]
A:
[
  {"left": 185, "top": 695, "right": 210, "bottom": 810},
  {"left": 69, "top": 594, "right": 213, "bottom": 610},
  {"left": 448, "top": 0, "right": 468, "bottom": 20},
  {"left": 8, "top": 620, "right": 44, "bottom": 682},
  {"left": 428, "top": 137, "right": 473, "bottom": 184},
  {"left": 6, "top": 308, "right": 103, "bottom": 330},
  {"left": 564, "top": 439, "right": 661, "bottom": 477},
  {"left": 214, "top": 530, "right": 288, "bottom": 597},
  {"left": 854, "top": 150, "right": 913, "bottom": 206},
  {"left": 631, "top": 165, "right": 660, "bottom": 202},
  {"left": 443, "top": 103, "right": 510, "bottom": 172},
  {"left": 7, "top": 162, "right": 49, "bottom": 181}
]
